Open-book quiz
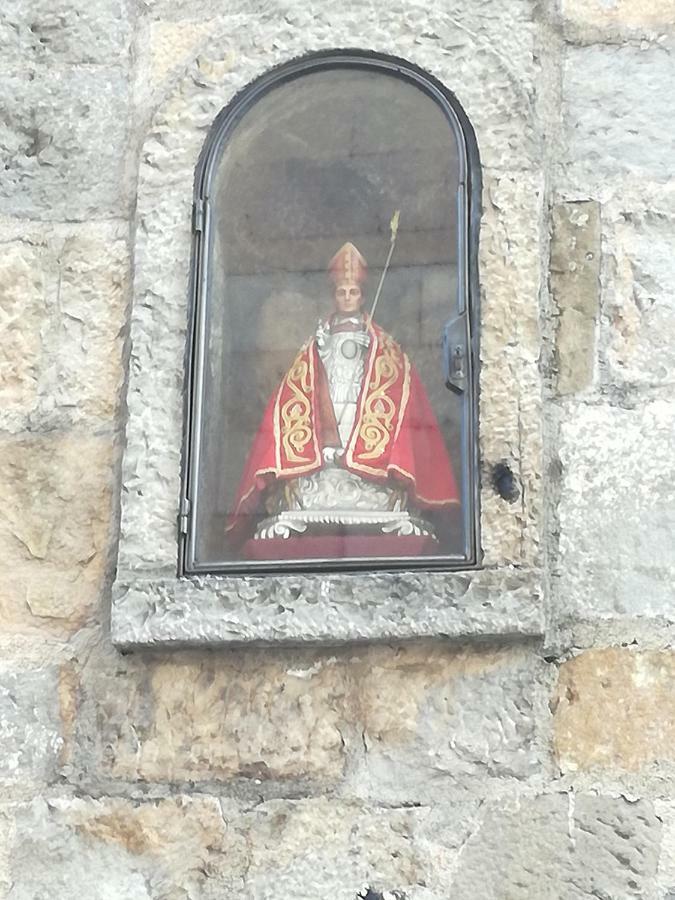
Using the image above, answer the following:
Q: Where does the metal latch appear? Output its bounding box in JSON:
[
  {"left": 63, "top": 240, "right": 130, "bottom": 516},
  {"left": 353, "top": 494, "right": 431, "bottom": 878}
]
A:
[
  {"left": 178, "top": 497, "right": 191, "bottom": 535},
  {"left": 192, "top": 198, "right": 206, "bottom": 233},
  {"left": 443, "top": 314, "right": 469, "bottom": 395}
]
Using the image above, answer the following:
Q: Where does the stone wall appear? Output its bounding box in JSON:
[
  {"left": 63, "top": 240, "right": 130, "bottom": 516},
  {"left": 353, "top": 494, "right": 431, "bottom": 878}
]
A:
[{"left": 1, "top": 0, "right": 675, "bottom": 898}]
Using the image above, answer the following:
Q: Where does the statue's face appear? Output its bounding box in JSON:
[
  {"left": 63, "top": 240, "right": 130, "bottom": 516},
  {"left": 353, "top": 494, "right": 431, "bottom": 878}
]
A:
[{"left": 334, "top": 281, "right": 363, "bottom": 314}]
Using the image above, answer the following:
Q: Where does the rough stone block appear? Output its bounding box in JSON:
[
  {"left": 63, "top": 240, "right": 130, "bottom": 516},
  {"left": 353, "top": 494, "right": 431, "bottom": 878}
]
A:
[
  {"left": 136, "top": 1, "right": 538, "bottom": 90},
  {"left": 0, "top": 667, "right": 64, "bottom": 787},
  {"left": 6, "top": 796, "right": 245, "bottom": 900},
  {"left": 112, "top": 569, "right": 544, "bottom": 649},
  {"left": 0, "top": 67, "right": 130, "bottom": 219},
  {"left": 557, "top": 399, "right": 675, "bottom": 619},
  {"left": 0, "top": 805, "right": 11, "bottom": 897},
  {"left": 0, "top": 234, "right": 49, "bottom": 423},
  {"left": 83, "top": 649, "right": 351, "bottom": 784},
  {"left": 561, "top": 0, "right": 675, "bottom": 35},
  {"left": 602, "top": 208, "right": 675, "bottom": 389},
  {"left": 562, "top": 45, "right": 675, "bottom": 185},
  {"left": 478, "top": 172, "right": 544, "bottom": 567},
  {"left": 146, "top": 21, "right": 210, "bottom": 89},
  {"left": 3, "top": 795, "right": 472, "bottom": 898},
  {"left": 138, "top": 0, "right": 271, "bottom": 18},
  {"left": 0, "top": 0, "right": 131, "bottom": 69},
  {"left": 0, "top": 223, "right": 129, "bottom": 432},
  {"left": 0, "top": 434, "right": 114, "bottom": 635},
  {"left": 450, "top": 792, "right": 660, "bottom": 899},
  {"left": 347, "top": 644, "right": 549, "bottom": 803},
  {"left": 553, "top": 649, "right": 675, "bottom": 773},
  {"left": 550, "top": 201, "right": 600, "bottom": 394},
  {"left": 656, "top": 800, "right": 675, "bottom": 898},
  {"left": 77, "top": 643, "right": 547, "bottom": 796},
  {"left": 48, "top": 228, "right": 129, "bottom": 423},
  {"left": 234, "top": 798, "right": 456, "bottom": 898}
]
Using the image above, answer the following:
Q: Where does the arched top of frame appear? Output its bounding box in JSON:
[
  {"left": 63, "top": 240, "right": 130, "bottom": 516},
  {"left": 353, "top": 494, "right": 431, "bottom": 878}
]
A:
[{"left": 194, "top": 50, "right": 481, "bottom": 208}]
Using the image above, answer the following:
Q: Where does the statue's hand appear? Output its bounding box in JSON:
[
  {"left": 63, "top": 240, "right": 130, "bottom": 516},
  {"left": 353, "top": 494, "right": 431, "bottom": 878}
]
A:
[
  {"left": 352, "top": 330, "right": 371, "bottom": 349},
  {"left": 322, "top": 447, "right": 344, "bottom": 465},
  {"left": 315, "top": 320, "right": 329, "bottom": 354}
]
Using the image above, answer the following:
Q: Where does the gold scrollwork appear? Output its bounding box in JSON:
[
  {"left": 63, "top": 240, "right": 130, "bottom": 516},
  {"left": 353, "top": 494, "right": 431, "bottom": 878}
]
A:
[
  {"left": 358, "top": 336, "right": 401, "bottom": 460},
  {"left": 281, "top": 359, "right": 313, "bottom": 463}
]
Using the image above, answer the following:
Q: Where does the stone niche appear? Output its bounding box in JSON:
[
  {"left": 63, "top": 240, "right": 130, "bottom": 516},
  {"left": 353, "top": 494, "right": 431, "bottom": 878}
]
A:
[{"left": 112, "top": 8, "right": 546, "bottom": 648}]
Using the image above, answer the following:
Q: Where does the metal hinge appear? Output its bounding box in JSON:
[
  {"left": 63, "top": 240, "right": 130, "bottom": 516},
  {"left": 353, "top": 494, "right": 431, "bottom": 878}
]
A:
[
  {"left": 178, "top": 497, "right": 191, "bottom": 535},
  {"left": 192, "top": 198, "right": 206, "bottom": 233}
]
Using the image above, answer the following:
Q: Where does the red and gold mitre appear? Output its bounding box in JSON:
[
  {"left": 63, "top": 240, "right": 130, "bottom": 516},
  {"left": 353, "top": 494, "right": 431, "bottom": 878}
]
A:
[{"left": 328, "top": 242, "right": 367, "bottom": 286}]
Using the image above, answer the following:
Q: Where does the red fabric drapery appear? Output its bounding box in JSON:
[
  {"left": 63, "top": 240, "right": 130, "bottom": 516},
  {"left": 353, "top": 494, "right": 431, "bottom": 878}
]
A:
[{"left": 227, "top": 323, "right": 458, "bottom": 539}]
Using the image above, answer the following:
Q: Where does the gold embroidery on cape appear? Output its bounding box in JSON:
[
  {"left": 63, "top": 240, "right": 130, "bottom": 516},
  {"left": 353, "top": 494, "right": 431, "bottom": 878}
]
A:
[
  {"left": 280, "top": 356, "right": 313, "bottom": 464},
  {"left": 357, "top": 334, "right": 401, "bottom": 460}
]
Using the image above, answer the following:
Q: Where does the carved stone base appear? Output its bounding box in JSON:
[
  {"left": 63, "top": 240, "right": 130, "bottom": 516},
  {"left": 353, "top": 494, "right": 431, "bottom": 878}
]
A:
[{"left": 254, "top": 509, "right": 436, "bottom": 540}]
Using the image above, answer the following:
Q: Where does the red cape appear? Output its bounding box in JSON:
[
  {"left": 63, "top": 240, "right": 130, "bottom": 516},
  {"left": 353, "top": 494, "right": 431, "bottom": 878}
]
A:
[{"left": 227, "top": 322, "right": 458, "bottom": 539}]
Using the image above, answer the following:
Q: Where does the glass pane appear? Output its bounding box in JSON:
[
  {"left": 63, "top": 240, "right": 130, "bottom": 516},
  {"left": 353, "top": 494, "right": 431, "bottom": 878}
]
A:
[{"left": 191, "top": 64, "right": 471, "bottom": 568}]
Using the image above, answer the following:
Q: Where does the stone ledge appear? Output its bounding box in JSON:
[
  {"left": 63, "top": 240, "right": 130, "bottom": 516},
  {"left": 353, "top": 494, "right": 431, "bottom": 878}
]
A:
[{"left": 111, "top": 568, "right": 544, "bottom": 648}]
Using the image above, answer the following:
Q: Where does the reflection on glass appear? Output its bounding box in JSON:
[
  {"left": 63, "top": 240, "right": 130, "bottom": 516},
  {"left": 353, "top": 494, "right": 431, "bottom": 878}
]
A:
[{"left": 191, "top": 64, "right": 471, "bottom": 568}]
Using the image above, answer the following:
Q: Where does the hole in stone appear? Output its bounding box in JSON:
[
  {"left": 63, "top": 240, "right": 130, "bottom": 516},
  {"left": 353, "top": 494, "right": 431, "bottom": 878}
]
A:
[{"left": 491, "top": 462, "right": 520, "bottom": 503}]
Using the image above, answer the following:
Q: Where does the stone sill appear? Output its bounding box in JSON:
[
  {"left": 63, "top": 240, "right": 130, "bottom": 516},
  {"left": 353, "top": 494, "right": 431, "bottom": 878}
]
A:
[{"left": 111, "top": 567, "right": 545, "bottom": 649}]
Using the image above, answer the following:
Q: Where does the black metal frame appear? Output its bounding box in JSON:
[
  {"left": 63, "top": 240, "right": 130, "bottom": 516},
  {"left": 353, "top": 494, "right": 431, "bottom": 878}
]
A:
[{"left": 178, "top": 49, "right": 482, "bottom": 576}]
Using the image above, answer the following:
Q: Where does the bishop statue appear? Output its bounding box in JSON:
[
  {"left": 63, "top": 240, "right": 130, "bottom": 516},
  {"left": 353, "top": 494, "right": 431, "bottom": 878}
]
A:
[{"left": 227, "top": 241, "right": 459, "bottom": 556}]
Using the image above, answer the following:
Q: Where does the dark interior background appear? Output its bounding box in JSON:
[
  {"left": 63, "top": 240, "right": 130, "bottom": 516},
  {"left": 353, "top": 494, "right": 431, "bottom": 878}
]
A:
[{"left": 194, "top": 66, "right": 465, "bottom": 563}]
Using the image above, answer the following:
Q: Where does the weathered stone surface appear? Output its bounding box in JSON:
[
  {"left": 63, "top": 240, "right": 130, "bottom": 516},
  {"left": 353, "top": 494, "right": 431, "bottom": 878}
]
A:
[
  {"left": 78, "top": 642, "right": 548, "bottom": 804},
  {"left": 561, "top": 0, "right": 675, "bottom": 36},
  {"left": 550, "top": 201, "right": 600, "bottom": 394},
  {"left": 601, "top": 208, "right": 675, "bottom": 389},
  {"left": 3, "top": 795, "right": 485, "bottom": 898},
  {"left": 146, "top": 21, "right": 210, "bottom": 89},
  {"left": 111, "top": 568, "right": 544, "bottom": 648},
  {"left": 0, "top": 435, "right": 114, "bottom": 635},
  {"left": 137, "top": 0, "right": 538, "bottom": 92},
  {"left": 0, "top": 667, "right": 64, "bottom": 787},
  {"left": 451, "top": 792, "right": 661, "bottom": 899},
  {"left": 6, "top": 796, "right": 244, "bottom": 899},
  {"left": 0, "top": 235, "right": 49, "bottom": 422},
  {"left": 562, "top": 45, "right": 675, "bottom": 187},
  {"left": 479, "top": 171, "right": 544, "bottom": 568},
  {"left": 84, "top": 649, "right": 350, "bottom": 783},
  {"left": 0, "top": 0, "right": 131, "bottom": 69},
  {"left": 0, "top": 67, "right": 130, "bottom": 219},
  {"left": 0, "top": 223, "right": 129, "bottom": 432},
  {"left": 656, "top": 800, "right": 675, "bottom": 898},
  {"left": 49, "top": 228, "right": 129, "bottom": 423},
  {"left": 347, "top": 644, "right": 549, "bottom": 803},
  {"left": 0, "top": 805, "right": 11, "bottom": 897},
  {"left": 20, "top": 793, "right": 652, "bottom": 898},
  {"left": 234, "top": 798, "right": 456, "bottom": 898},
  {"left": 138, "top": 0, "right": 276, "bottom": 18},
  {"left": 553, "top": 649, "right": 675, "bottom": 773},
  {"left": 557, "top": 399, "right": 675, "bottom": 619}
]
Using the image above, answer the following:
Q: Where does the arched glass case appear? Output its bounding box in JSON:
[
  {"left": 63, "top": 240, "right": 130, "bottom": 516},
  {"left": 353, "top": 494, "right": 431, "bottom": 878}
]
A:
[{"left": 180, "top": 50, "right": 481, "bottom": 574}]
